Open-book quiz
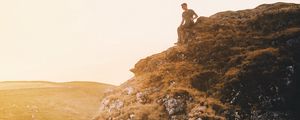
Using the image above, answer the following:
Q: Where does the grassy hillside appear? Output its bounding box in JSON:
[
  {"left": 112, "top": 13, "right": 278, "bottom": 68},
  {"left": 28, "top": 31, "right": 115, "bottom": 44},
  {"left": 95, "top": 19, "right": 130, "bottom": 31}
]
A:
[
  {"left": 0, "top": 81, "right": 113, "bottom": 120},
  {"left": 94, "top": 3, "right": 300, "bottom": 120}
]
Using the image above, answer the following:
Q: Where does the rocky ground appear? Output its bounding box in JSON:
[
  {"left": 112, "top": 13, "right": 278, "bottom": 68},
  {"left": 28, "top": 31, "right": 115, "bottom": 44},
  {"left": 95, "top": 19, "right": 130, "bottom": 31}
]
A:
[{"left": 94, "top": 2, "right": 300, "bottom": 120}]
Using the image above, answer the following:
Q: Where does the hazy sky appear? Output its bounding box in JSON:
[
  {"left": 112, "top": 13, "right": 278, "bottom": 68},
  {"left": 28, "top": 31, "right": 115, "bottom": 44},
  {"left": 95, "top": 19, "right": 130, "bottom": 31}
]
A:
[{"left": 0, "top": 0, "right": 299, "bottom": 85}]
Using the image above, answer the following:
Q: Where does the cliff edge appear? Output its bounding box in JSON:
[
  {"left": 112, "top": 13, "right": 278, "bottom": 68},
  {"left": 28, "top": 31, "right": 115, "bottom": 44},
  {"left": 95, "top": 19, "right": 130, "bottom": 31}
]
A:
[{"left": 94, "top": 2, "right": 300, "bottom": 120}]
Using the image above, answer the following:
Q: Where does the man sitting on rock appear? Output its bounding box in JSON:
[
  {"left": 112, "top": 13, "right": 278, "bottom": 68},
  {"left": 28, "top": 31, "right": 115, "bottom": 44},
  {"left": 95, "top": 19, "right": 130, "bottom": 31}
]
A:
[{"left": 177, "top": 3, "right": 198, "bottom": 45}]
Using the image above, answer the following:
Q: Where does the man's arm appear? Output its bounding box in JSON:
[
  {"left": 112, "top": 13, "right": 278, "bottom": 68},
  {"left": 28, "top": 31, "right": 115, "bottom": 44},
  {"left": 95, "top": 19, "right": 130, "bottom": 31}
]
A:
[
  {"left": 192, "top": 10, "right": 198, "bottom": 20},
  {"left": 180, "top": 17, "right": 184, "bottom": 26}
]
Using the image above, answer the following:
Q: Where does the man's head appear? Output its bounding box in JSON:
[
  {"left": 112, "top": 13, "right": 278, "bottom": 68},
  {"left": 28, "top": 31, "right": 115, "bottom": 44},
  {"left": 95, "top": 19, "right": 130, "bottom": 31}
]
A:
[{"left": 181, "top": 3, "right": 188, "bottom": 10}]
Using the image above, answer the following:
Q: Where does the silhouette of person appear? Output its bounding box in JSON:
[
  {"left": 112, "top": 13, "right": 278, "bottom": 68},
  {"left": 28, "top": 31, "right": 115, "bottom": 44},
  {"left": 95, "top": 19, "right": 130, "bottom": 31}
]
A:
[{"left": 177, "top": 3, "right": 198, "bottom": 44}]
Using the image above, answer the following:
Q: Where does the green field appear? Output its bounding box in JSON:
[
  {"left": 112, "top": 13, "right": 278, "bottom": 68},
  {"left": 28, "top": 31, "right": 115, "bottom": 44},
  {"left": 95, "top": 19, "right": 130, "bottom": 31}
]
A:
[{"left": 0, "top": 81, "right": 113, "bottom": 120}]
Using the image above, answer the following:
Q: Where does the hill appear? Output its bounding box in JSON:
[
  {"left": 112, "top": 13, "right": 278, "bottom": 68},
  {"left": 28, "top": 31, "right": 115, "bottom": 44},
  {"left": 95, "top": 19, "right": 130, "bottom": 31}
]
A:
[
  {"left": 94, "top": 2, "right": 300, "bottom": 120},
  {"left": 0, "top": 81, "right": 113, "bottom": 120}
]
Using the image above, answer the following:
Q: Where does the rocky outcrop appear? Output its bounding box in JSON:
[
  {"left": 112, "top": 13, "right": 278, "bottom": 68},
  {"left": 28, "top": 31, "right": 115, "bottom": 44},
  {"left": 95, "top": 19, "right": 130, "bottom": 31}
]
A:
[{"left": 94, "top": 2, "right": 300, "bottom": 120}]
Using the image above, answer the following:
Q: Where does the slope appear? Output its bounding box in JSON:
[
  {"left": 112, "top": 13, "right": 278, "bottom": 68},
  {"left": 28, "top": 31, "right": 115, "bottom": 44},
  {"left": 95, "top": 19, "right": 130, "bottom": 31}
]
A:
[
  {"left": 0, "top": 81, "right": 113, "bottom": 120},
  {"left": 94, "top": 2, "right": 300, "bottom": 120}
]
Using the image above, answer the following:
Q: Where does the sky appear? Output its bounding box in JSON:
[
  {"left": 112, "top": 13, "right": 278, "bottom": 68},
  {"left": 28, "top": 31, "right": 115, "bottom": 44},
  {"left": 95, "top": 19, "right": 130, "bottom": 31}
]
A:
[{"left": 0, "top": 0, "right": 299, "bottom": 85}]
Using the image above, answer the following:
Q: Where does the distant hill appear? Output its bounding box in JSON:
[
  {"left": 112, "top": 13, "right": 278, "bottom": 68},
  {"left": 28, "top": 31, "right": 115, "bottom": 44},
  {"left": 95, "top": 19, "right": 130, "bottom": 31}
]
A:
[
  {"left": 94, "top": 2, "right": 300, "bottom": 120},
  {"left": 0, "top": 81, "right": 114, "bottom": 120}
]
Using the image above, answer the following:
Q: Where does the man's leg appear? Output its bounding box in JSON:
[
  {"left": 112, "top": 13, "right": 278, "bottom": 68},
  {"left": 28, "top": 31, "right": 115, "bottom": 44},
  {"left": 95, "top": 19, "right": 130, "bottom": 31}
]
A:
[
  {"left": 182, "top": 21, "right": 194, "bottom": 44},
  {"left": 177, "top": 26, "right": 185, "bottom": 44},
  {"left": 177, "top": 27, "right": 183, "bottom": 44},
  {"left": 184, "top": 28, "right": 191, "bottom": 44}
]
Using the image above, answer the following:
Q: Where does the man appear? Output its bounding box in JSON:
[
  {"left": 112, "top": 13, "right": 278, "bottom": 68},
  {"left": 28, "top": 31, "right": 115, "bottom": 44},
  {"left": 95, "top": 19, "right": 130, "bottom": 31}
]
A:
[{"left": 177, "top": 3, "right": 198, "bottom": 44}]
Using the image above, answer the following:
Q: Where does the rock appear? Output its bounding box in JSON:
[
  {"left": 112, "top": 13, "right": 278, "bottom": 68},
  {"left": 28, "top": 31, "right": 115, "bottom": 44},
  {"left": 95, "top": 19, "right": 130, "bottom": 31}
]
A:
[
  {"left": 124, "top": 86, "right": 135, "bottom": 95},
  {"left": 230, "top": 91, "right": 241, "bottom": 104},
  {"left": 250, "top": 111, "right": 291, "bottom": 120},
  {"left": 136, "top": 92, "right": 147, "bottom": 104},
  {"left": 286, "top": 36, "right": 300, "bottom": 47},
  {"left": 95, "top": 3, "right": 300, "bottom": 120},
  {"left": 170, "top": 114, "right": 188, "bottom": 120},
  {"left": 99, "top": 98, "right": 124, "bottom": 113},
  {"left": 285, "top": 65, "right": 295, "bottom": 86},
  {"left": 128, "top": 113, "right": 135, "bottom": 120},
  {"left": 169, "top": 80, "right": 176, "bottom": 87},
  {"left": 109, "top": 99, "right": 124, "bottom": 112},
  {"left": 99, "top": 98, "right": 110, "bottom": 111},
  {"left": 234, "top": 112, "right": 241, "bottom": 120},
  {"left": 163, "top": 97, "right": 186, "bottom": 116}
]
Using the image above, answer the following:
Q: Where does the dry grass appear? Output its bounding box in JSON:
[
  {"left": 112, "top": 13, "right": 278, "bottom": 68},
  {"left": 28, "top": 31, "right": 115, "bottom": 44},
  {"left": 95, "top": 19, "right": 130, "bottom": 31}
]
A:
[
  {"left": 0, "top": 81, "right": 113, "bottom": 120},
  {"left": 225, "top": 67, "right": 240, "bottom": 77},
  {"left": 95, "top": 2, "right": 300, "bottom": 120},
  {"left": 245, "top": 47, "right": 278, "bottom": 60}
]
